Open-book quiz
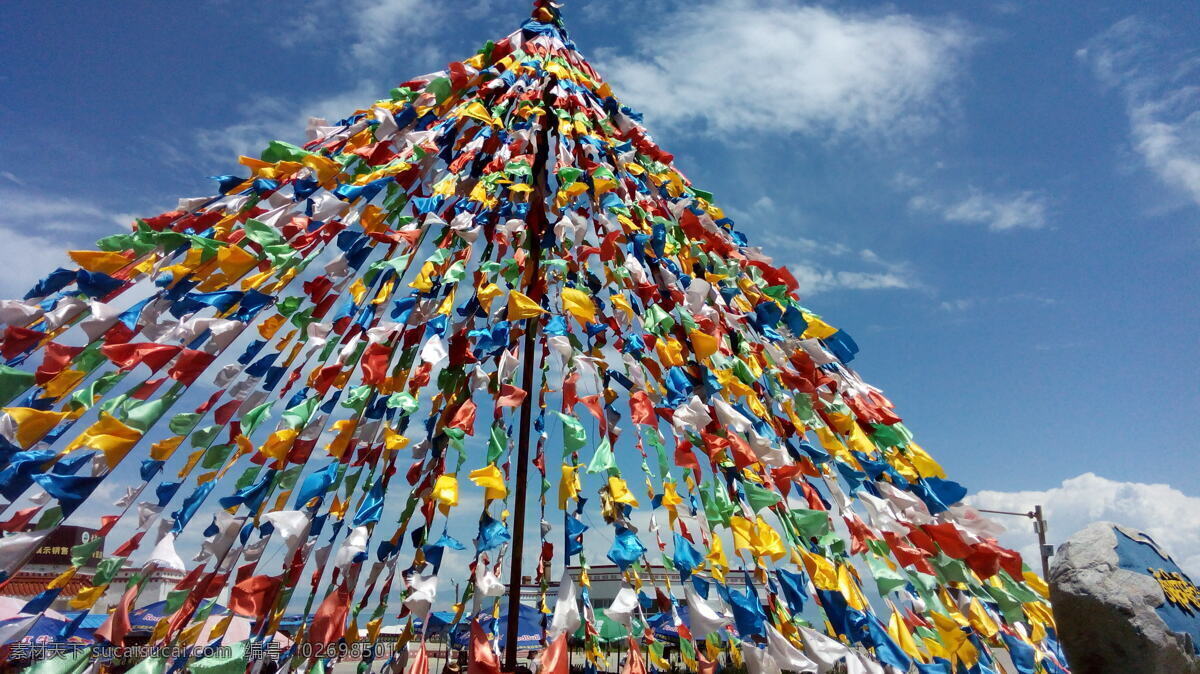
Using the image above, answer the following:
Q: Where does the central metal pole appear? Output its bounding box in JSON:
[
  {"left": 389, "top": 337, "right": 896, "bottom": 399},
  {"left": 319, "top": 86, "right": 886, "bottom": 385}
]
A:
[
  {"left": 977, "top": 505, "right": 1053, "bottom": 579},
  {"left": 504, "top": 79, "right": 555, "bottom": 672},
  {"left": 1034, "top": 504, "right": 1051, "bottom": 580}
]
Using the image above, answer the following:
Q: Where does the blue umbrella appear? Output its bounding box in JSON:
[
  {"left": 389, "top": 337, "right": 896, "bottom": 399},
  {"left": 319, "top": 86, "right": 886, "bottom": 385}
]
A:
[
  {"left": 451, "top": 604, "right": 545, "bottom": 650},
  {"left": 60, "top": 612, "right": 109, "bottom": 630},
  {"left": 647, "top": 606, "right": 690, "bottom": 642},
  {"left": 277, "top": 614, "right": 311, "bottom": 632},
  {"left": 422, "top": 611, "right": 457, "bottom": 637},
  {"left": 0, "top": 616, "right": 95, "bottom": 646},
  {"left": 128, "top": 600, "right": 228, "bottom": 632}
]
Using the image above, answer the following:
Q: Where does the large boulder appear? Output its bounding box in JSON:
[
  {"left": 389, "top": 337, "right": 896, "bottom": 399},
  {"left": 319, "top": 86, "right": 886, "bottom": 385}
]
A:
[{"left": 1050, "top": 521, "right": 1200, "bottom": 673}]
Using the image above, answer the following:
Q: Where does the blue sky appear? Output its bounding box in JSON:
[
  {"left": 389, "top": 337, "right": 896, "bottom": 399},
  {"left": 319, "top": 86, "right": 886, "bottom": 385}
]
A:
[{"left": 1, "top": 0, "right": 1198, "bottom": 569}]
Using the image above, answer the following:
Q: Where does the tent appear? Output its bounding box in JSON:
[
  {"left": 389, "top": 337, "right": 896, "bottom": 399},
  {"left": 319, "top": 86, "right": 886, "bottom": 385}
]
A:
[
  {"left": 0, "top": 615, "right": 95, "bottom": 646},
  {"left": 452, "top": 604, "right": 545, "bottom": 650}
]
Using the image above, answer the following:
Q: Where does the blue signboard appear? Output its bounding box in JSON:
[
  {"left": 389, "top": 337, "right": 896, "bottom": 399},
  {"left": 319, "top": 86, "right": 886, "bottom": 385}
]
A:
[{"left": 1112, "top": 528, "right": 1200, "bottom": 655}]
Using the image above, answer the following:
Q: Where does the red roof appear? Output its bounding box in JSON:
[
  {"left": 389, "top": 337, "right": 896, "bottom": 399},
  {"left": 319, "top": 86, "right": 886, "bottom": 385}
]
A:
[{"left": 0, "top": 574, "right": 92, "bottom": 598}]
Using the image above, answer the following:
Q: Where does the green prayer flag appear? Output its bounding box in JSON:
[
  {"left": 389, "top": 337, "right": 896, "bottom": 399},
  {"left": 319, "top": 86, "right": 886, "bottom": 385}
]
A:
[
  {"left": 585, "top": 437, "right": 615, "bottom": 473},
  {"left": 276, "top": 296, "right": 302, "bottom": 317},
  {"left": 201, "top": 443, "right": 236, "bottom": 470},
  {"left": 25, "top": 647, "right": 92, "bottom": 674},
  {"left": 743, "top": 482, "right": 781, "bottom": 512},
  {"left": 191, "top": 424, "right": 221, "bottom": 449},
  {"left": 241, "top": 401, "right": 274, "bottom": 436},
  {"left": 552, "top": 411, "right": 587, "bottom": 453},
  {"left": 123, "top": 397, "right": 169, "bottom": 432},
  {"left": 386, "top": 392, "right": 419, "bottom": 415},
  {"left": 1000, "top": 570, "right": 1041, "bottom": 604},
  {"left": 92, "top": 556, "right": 125, "bottom": 586},
  {"left": 340, "top": 385, "right": 372, "bottom": 413},
  {"left": 426, "top": 77, "right": 453, "bottom": 104},
  {"left": 642, "top": 304, "right": 674, "bottom": 334},
  {"left": 70, "top": 535, "right": 103, "bottom": 567},
  {"left": 932, "top": 553, "right": 971, "bottom": 584},
  {"left": 789, "top": 509, "right": 831, "bottom": 538},
  {"left": 0, "top": 365, "right": 35, "bottom": 405},
  {"left": 281, "top": 396, "right": 319, "bottom": 430},
  {"left": 242, "top": 219, "right": 286, "bottom": 248},
  {"left": 235, "top": 467, "right": 262, "bottom": 490},
  {"left": 124, "top": 658, "right": 168, "bottom": 674},
  {"left": 487, "top": 423, "right": 506, "bottom": 463},
  {"left": 863, "top": 552, "right": 908, "bottom": 596},
  {"left": 260, "top": 140, "right": 311, "bottom": 163},
  {"left": 189, "top": 641, "right": 247, "bottom": 674},
  {"left": 278, "top": 464, "right": 303, "bottom": 490},
  {"left": 168, "top": 413, "right": 201, "bottom": 435}
]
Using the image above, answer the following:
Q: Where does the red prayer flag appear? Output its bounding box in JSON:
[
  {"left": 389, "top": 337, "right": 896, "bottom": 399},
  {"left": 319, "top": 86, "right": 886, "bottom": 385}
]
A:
[
  {"left": 629, "top": 390, "right": 655, "bottom": 425},
  {"left": 229, "top": 574, "right": 283, "bottom": 619},
  {"left": 406, "top": 642, "right": 429, "bottom": 674},
  {"left": 447, "top": 399, "right": 477, "bottom": 435},
  {"left": 922, "top": 522, "right": 974, "bottom": 560},
  {"left": 0, "top": 507, "right": 40, "bottom": 533},
  {"left": 360, "top": 342, "right": 391, "bottom": 386},
  {"left": 307, "top": 582, "right": 351, "bottom": 651},
  {"left": 2, "top": 326, "right": 44, "bottom": 359},
  {"left": 101, "top": 342, "right": 182, "bottom": 372},
  {"left": 94, "top": 584, "right": 136, "bottom": 645},
  {"left": 621, "top": 637, "right": 647, "bottom": 674},
  {"left": 468, "top": 619, "right": 501, "bottom": 674},
  {"left": 496, "top": 384, "right": 527, "bottom": 408},
  {"left": 35, "top": 342, "right": 83, "bottom": 384},
  {"left": 168, "top": 349, "right": 217, "bottom": 385},
  {"left": 540, "top": 632, "right": 568, "bottom": 674}
]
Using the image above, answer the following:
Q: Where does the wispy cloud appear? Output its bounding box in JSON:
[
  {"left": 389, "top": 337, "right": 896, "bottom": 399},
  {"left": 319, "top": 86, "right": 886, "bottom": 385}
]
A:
[
  {"left": 0, "top": 187, "right": 133, "bottom": 297},
  {"left": 756, "top": 228, "right": 922, "bottom": 296},
  {"left": 1078, "top": 17, "right": 1200, "bottom": 209},
  {"left": 970, "top": 473, "right": 1200, "bottom": 578},
  {"left": 190, "top": 81, "right": 386, "bottom": 167},
  {"left": 938, "top": 293, "right": 1057, "bottom": 313},
  {"left": 909, "top": 187, "right": 1049, "bottom": 231},
  {"left": 280, "top": 0, "right": 493, "bottom": 70},
  {"left": 598, "top": 0, "right": 973, "bottom": 141}
]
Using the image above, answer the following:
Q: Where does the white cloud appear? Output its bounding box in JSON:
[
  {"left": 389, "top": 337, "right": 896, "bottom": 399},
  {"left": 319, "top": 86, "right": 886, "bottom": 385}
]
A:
[
  {"left": 909, "top": 187, "right": 1049, "bottom": 231},
  {"left": 344, "top": 0, "right": 445, "bottom": 64},
  {"left": 969, "top": 473, "right": 1200, "bottom": 579},
  {"left": 192, "top": 81, "right": 385, "bottom": 166},
  {"left": 282, "top": 0, "right": 492, "bottom": 68},
  {"left": 754, "top": 217, "right": 921, "bottom": 296},
  {"left": 1078, "top": 17, "right": 1200, "bottom": 208},
  {"left": 790, "top": 264, "right": 916, "bottom": 295},
  {"left": 599, "top": 1, "right": 972, "bottom": 139},
  {"left": 0, "top": 188, "right": 132, "bottom": 297}
]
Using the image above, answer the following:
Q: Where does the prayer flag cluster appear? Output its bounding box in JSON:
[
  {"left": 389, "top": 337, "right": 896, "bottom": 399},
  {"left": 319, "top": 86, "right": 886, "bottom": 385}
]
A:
[{"left": 0, "top": 2, "right": 1070, "bottom": 672}]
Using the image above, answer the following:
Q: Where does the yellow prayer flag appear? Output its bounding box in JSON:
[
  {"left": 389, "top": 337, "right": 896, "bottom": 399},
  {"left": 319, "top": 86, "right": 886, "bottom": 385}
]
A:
[
  {"left": 559, "top": 464, "right": 580, "bottom": 510},
  {"left": 4, "top": 407, "right": 70, "bottom": 448},
  {"left": 261, "top": 429, "right": 298, "bottom": 462},
  {"left": 966, "top": 598, "right": 999, "bottom": 639},
  {"left": 799, "top": 549, "right": 839, "bottom": 592},
  {"left": 753, "top": 516, "right": 786, "bottom": 562},
  {"left": 689, "top": 330, "right": 718, "bottom": 360},
  {"left": 606, "top": 476, "right": 639, "bottom": 507},
  {"left": 64, "top": 412, "right": 142, "bottom": 468},
  {"left": 69, "top": 251, "right": 130, "bottom": 275},
  {"left": 469, "top": 465, "right": 508, "bottom": 500},
  {"left": 906, "top": 441, "right": 947, "bottom": 479},
  {"left": 432, "top": 474, "right": 459, "bottom": 512},
  {"left": 888, "top": 609, "right": 925, "bottom": 661},
  {"left": 476, "top": 283, "right": 503, "bottom": 312},
  {"left": 561, "top": 287, "right": 597, "bottom": 325},
  {"left": 507, "top": 291, "right": 546, "bottom": 320}
]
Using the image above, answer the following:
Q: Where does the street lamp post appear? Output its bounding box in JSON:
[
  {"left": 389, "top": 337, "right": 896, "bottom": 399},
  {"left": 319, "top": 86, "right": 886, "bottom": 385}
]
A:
[{"left": 976, "top": 505, "right": 1053, "bottom": 580}]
